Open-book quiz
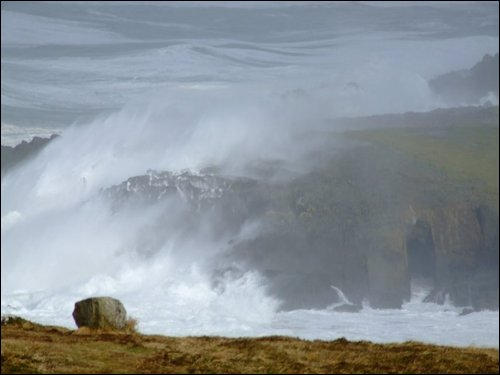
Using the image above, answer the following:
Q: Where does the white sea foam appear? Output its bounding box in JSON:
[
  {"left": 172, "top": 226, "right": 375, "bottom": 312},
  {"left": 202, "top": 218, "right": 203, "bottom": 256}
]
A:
[{"left": 1, "top": 280, "right": 498, "bottom": 347}]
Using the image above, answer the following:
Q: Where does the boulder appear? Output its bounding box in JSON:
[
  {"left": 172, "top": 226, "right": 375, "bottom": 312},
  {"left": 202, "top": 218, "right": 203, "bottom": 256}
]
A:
[{"left": 72, "top": 297, "right": 127, "bottom": 330}]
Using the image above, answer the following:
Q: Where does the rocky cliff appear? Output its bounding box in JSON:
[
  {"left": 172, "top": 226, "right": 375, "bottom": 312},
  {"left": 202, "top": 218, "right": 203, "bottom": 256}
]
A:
[
  {"left": 410, "top": 204, "right": 499, "bottom": 310},
  {"left": 102, "top": 147, "right": 498, "bottom": 311},
  {"left": 101, "top": 107, "right": 498, "bottom": 312}
]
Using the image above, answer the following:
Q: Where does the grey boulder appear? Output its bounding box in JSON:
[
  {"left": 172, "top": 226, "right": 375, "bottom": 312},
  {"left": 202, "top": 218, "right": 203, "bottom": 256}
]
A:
[{"left": 72, "top": 297, "right": 127, "bottom": 330}]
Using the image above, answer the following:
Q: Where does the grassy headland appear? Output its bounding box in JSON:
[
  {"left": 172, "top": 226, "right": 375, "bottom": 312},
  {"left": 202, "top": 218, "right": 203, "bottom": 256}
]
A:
[
  {"left": 345, "top": 123, "right": 499, "bottom": 208},
  {"left": 1, "top": 318, "right": 498, "bottom": 374}
]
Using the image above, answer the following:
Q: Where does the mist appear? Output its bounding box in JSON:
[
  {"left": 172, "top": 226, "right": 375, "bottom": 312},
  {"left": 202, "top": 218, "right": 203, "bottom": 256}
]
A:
[{"left": 1, "top": 1, "right": 498, "bottom": 347}]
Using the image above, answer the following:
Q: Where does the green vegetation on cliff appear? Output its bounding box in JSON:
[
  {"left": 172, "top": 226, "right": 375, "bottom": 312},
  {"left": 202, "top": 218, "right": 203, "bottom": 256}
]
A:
[{"left": 346, "top": 122, "right": 499, "bottom": 208}]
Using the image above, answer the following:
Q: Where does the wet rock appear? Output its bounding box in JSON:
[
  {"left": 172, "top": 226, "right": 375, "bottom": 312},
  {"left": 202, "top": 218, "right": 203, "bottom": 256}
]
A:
[
  {"left": 459, "top": 308, "right": 475, "bottom": 316},
  {"left": 333, "top": 303, "right": 362, "bottom": 313},
  {"left": 72, "top": 297, "right": 127, "bottom": 330},
  {"left": 423, "top": 288, "right": 447, "bottom": 305}
]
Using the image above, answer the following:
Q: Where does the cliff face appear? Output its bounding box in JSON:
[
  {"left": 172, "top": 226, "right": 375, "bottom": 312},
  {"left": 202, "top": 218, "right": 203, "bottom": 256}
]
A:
[
  {"left": 365, "top": 227, "right": 410, "bottom": 309},
  {"left": 409, "top": 204, "right": 499, "bottom": 310}
]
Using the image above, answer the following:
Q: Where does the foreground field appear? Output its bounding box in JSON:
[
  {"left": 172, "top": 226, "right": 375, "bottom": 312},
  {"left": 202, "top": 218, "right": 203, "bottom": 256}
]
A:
[{"left": 1, "top": 318, "right": 498, "bottom": 374}]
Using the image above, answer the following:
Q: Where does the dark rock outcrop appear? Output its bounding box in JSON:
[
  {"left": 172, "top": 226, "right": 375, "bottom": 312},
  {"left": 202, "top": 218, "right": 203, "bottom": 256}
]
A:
[
  {"left": 102, "top": 169, "right": 269, "bottom": 241},
  {"left": 1, "top": 134, "right": 58, "bottom": 176},
  {"left": 429, "top": 53, "right": 499, "bottom": 105},
  {"left": 72, "top": 297, "right": 127, "bottom": 330},
  {"left": 103, "top": 169, "right": 265, "bottom": 213}
]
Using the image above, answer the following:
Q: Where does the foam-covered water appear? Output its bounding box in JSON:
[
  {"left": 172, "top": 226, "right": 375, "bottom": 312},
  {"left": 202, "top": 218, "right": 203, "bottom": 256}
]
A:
[
  {"left": 2, "top": 1, "right": 498, "bottom": 143},
  {"left": 1, "top": 1, "right": 499, "bottom": 348},
  {"left": 2, "top": 279, "right": 498, "bottom": 347}
]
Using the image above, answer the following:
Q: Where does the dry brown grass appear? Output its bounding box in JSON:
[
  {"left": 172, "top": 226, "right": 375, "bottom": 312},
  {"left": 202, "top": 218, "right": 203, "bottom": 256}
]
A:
[
  {"left": 124, "top": 317, "right": 138, "bottom": 334},
  {"left": 1, "top": 317, "right": 498, "bottom": 374}
]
